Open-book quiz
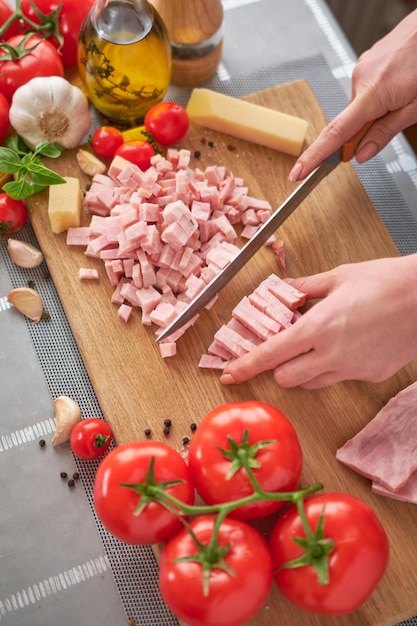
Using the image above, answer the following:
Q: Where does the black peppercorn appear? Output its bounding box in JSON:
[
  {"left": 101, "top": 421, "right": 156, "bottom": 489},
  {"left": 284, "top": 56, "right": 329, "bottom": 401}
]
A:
[
  {"left": 144, "top": 428, "right": 151, "bottom": 437},
  {"left": 164, "top": 418, "right": 172, "bottom": 427},
  {"left": 73, "top": 472, "right": 80, "bottom": 480},
  {"left": 60, "top": 471, "right": 68, "bottom": 479},
  {"left": 182, "top": 436, "right": 190, "bottom": 445},
  {"left": 39, "top": 439, "right": 46, "bottom": 447},
  {"left": 190, "top": 423, "right": 197, "bottom": 432},
  {"left": 67, "top": 479, "right": 75, "bottom": 488}
]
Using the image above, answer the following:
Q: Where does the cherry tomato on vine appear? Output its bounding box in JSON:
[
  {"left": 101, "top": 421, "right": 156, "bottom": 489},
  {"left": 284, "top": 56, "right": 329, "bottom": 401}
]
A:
[
  {"left": 114, "top": 140, "right": 155, "bottom": 171},
  {"left": 0, "top": 91, "right": 10, "bottom": 145},
  {"left": 0, "top": 0, "right": 19, "bottom": 41},
  {"left": 91, "top": 126, "right": 124, "bottom": 159},
  {"left": 0, "top": 35, "right": 64, "bottom": 102},
  {"left": 269, "top": 492, "right": 389, "bottom": 615},
  {"left": 144, "top": 101, "right": 189, "bottom": 146},
  {"left": 20, "top": 0, "right": 95, "bottom": 67},
  {"left": 0, "top": 193, "right": 27, "bottom": 235},
  {"left": 159, "top": 514, "right": 273, "bottom": 626},
  {"left": 188, "top": 401, "right": 302, "bottom": 519},
  {"left": 69, "top": 418, "right": 113, "bottom": 460},
  {"left": 93, "top": 440, "right": 195, "bottom": 544}
]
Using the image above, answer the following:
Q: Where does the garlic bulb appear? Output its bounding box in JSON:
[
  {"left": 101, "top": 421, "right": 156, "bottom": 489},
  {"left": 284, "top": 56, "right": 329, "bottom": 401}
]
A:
[
  {"left": 7, "top": 238, "right": 44, "bottom": 268},
  {"left": 9, "top": 76, "right": 91, "bottom": 149},
  {"left": 7, "top": 287, "right": 45, "bottom": 322},
  {"left": 51, "top": 395, "right": 82, "bottom": 446}
]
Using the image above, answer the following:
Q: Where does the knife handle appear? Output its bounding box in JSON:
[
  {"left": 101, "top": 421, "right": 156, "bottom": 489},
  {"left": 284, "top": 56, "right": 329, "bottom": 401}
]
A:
[{"left": 341, "top": 121, "right": 374, "bottom": 162}]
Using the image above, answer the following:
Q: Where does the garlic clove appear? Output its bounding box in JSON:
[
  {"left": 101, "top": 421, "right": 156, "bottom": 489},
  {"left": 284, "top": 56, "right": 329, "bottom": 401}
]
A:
[
  {"left": 76, "top": 149, "right": 106, "bottom": 176},
  {"left": 7, "top": 287, "right": 45, "bottom": 322},
  {"left": 51, "top": 395, "right": 82, "bottom": 446},
  {"left": 7, "top": 238, "right": 44, "bottom": 268}
]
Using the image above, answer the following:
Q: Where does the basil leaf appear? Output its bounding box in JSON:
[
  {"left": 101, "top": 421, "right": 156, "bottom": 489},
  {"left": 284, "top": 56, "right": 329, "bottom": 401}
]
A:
[
  {"left": 3, "top": 178, "right": 45, "bottom": 200},
  {"left": 0, "top": 147, "right": 22, "bottom": 173},
  {"left": 35, "top": 141, "right": 64, "bottom": 158},
  {"left": 4, "top": 135, "right": 29, "bottom": 154},
  {"left": 28, "top": 162, "right": 66, "bottom": 185}
]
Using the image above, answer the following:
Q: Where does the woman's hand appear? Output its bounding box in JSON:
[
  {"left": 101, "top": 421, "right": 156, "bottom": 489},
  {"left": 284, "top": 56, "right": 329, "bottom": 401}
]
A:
[
  {"left": 220, "top": 255, "right": 417, "bottom": 389},
  {"left": 289, "top": 9, "right": 417, "bottom": 182}
]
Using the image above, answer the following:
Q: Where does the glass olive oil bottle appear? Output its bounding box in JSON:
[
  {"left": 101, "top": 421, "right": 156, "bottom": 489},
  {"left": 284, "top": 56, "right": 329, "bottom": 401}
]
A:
[{"left": 77, "top": 0, "right": 172, "bottom": 125}]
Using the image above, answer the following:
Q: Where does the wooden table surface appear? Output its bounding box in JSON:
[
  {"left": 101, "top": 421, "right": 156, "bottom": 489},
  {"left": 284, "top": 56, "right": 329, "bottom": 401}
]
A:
[{"left": 27, "top": 79, "right": 417, "bottom": 626}]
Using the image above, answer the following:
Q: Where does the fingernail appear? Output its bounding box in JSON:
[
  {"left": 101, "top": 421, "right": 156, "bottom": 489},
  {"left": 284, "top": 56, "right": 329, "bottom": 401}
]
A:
[
  {"left": 288, "top": 162, "right": 303, "bottom": 182},
  {"left": 355, "top": 141, "right": 379, "bottom": 163},
  {"left": 219, "top": 372, "right": 236, "bottom": 385}
]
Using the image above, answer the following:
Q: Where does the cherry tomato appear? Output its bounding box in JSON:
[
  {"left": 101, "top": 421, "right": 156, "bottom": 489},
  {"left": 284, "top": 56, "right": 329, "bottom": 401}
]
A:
[
  {"left": 0, "top": 0, "right": 20, "bottom": 41},
  {"left": 69, "top": 418, "right": 113, "bottom": 460},
  {"left": 114, "top": 140, "right": 155, "bottom": 171},
  {"left": 20, "top": 0, "right": 95, "bottom": 67},
  {"left": 93, "top": 440, "right": 195, "bottom": 544},
  {"left": 0, "top": 35, "right": 64, "bottom": 102},
  {"left": 0, "top": 193, "right": 27, "bottom": 235},
  {"left": 159, "top": 514, "right": 273, "bottom": 626},
  {"left": 144, "top": 101, "right": 189, "bottom": 146},
  {"left": 269, "top": 492, "right": 389, "bottom": 615},
  {"left": 91, "top": 126, "right": 124, "bottom": 159},
  {"left": 0, "top": 91, "right": 10, "bottom": 144},
  {"left": 188, "top": 401, "right": 302, "bottom": 519}
]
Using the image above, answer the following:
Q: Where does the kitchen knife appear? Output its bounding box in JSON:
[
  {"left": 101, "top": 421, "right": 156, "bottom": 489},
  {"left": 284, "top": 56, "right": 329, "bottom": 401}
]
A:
[{"left": 156, "top": 124, "right": 372, "bottom": 342}]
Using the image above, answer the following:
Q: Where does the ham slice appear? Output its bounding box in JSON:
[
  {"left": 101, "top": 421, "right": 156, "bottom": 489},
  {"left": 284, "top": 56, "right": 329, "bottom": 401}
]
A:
[
  {"left": 372, "top": 472, "right": 417, "bottom": 504},
  {"left": 336, "top": 380, "right": 417, "bottom": 491}
]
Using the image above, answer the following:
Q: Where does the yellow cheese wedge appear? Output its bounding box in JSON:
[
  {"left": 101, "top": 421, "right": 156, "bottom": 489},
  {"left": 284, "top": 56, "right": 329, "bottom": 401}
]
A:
[
  {"left": 48, "top": 177, "right": 82, "bottom": 234},
  {"left": 186, "top": 88, "right": 309, "bottom": 156}
]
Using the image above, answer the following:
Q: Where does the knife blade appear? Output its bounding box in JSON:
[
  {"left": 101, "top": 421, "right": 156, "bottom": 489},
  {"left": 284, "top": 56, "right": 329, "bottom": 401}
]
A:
[{"left": 156, "top": 124, "right": 372, "bottom": 343}]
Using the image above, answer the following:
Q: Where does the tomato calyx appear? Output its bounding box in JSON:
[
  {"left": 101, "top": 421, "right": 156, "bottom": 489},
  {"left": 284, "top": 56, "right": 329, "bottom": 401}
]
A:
[
  {"left": 279, "top": 498, "right": 335, "bottom": 585},
  {"left": 175, "top": 518, "right": 236, "bottom": 597},
  {"left": 218, "top": 428, "right": 277, "bottom": 480},
  {"left": 94, "top": 433, "right": 111, "bottom": 449},
  {"left": 0, "top": 1, "right": 63, "bottom": 52},
  {"left": 120, "top": 456, "right": 186, "bottom": 517}
]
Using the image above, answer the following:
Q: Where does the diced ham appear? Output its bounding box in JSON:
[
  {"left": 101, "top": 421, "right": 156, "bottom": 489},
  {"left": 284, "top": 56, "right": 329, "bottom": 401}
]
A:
[
  {"left": 336, "top": 380, "right": 417, "bottom": 491},
  {"left": 198, "top": 354, "right": 229, "bottom": 369},
  {"left": 72, "top": 150, "right": 286, "bottom": 357},
  {"left": 118, "top": 303, "right": 132, "bottom": 322},
  {"left": 77, "top": 267, "right": 99, "bottom": 280}
]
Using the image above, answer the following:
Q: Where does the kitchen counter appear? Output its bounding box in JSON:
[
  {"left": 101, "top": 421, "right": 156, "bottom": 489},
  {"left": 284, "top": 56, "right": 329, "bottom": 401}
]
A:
[{"left": 1, "top": 1, "right": 417, "bottom": 625}]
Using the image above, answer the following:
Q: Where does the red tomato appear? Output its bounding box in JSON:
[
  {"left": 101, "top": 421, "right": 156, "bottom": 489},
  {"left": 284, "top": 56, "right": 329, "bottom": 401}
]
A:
[
  {"left": 269, "top": 492, "right": 389, "bottom": 615},
  {"left": 0, "top": 193, "right": 27, "bottom": 235},
  {"left": 0, "top": 91, "right": 10, "bottom": 144},
  {"left": 0, "top": 0, "right": 19, "bottom": 40},
  {"left": 69, "top": 418, "right": 113, "bottom": 460},
  {"left": 94, "top": 440, "right": 195, "bottom": 544},
  {"left": 114, "top": 140, "right": 155, "bottom": 171},
  {"left": 20, "top": 0, "right": 95, "bottom": 67},
  {"left": 144, "top": 101, "right": 189, "bottom": 146},
  {"left": 159, "top": 514, "right": 273, "bottom": 626},
  {"left": 91, "top": 126, "right": 124, "bottom": 159},
  {"left": 188, "top": 401, "right": 302, "bottom": 519},
  {"left": 0, "top": 35, "right": 64, "bottom": 102}
]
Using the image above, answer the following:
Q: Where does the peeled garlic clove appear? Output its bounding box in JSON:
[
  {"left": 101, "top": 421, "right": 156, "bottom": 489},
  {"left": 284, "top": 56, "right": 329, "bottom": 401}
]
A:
[
  {"left": 7, "top": 287, "right": 45, "bottom": 322},
  {"left": 51, "top": 395, "right": 82, "bottom": 446},
  {"left": 7, "top": 238, "right": 44, "bottom": 268},
  {"left": 76, "top": 149, "right": 106, "bottom": 176}
]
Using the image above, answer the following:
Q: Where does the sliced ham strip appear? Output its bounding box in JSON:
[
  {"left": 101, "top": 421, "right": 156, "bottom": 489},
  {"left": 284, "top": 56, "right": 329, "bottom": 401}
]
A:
[
  {"left": 77, "top": 268, "right": 99, "bottom": 280},
  {"left": 372, "top": 471, "right": 417, "bottom": 504},
  {"left": 336, "top": 380, "right": 417, "bottom": 491}
]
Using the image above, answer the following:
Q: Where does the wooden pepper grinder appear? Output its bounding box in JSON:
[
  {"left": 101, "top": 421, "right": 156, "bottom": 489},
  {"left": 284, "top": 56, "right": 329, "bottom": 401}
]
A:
[{"left": 148, "top": 0, "right": 224, "bottom": 86}]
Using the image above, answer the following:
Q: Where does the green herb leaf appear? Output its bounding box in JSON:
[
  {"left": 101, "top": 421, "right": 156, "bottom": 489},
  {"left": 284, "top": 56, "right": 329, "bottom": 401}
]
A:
[
  {"left": 26, "top": 162, "right": 66, "bottom": 186},
  {"left": 34, "top": 141, "right": 64, "bottom": 159},
  {"left": 0, "top": 137, "right": 67, "bottom": 199},
  {"left": 3, "top": 178, "right": 45, "bottom": 200},
  {"left": 0, "top": 147, "right": 22, "bottom": 174}
]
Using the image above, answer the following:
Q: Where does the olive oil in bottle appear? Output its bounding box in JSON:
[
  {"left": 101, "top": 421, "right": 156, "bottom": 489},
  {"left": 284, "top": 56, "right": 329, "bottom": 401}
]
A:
[{"left": 77, "top": 0, "right": 172, "bottom": 125}]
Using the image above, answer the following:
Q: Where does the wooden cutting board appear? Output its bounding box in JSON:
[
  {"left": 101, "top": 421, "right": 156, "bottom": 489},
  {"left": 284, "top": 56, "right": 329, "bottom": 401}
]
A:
[{"left": 27, "top": 79, "right": 417, "bottom": 626}]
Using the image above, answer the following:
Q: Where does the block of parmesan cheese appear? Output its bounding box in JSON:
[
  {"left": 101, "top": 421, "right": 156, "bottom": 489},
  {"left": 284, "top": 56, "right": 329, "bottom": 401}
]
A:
[
  {"left": 48, "top": 176, "right": 82, "bottom": 234},
  {"left": 186, "top": 88, "right": 309, "bottom": 156}
]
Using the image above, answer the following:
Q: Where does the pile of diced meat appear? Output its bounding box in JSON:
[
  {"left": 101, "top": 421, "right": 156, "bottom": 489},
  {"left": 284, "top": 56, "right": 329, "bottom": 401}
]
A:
[
  {"left": 198, "top": 273, "right": 306, "bottom": 370},
  {"left": 67, "top": 148, "right": 289, "bottom": 358},
  {"left": 336, "top": 380, "right": 417, "bottom": 504}
]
